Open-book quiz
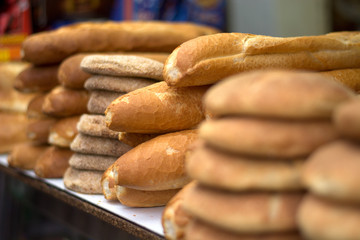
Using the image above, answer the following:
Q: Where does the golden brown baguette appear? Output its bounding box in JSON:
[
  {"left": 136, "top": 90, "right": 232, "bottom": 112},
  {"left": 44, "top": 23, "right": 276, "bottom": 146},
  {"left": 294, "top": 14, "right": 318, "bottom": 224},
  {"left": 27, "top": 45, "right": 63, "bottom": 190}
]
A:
[
  {"left": 111, "top": 130, "right": 197, "bottom": 191},
  {"left": 27, "top": 118, "right": 57, "bottom": 144},
  {"left": 42, "top": 86, "right": 89, "bottom": 117},
  {"left": 34, "top": 146, "right": 73, "bottom": 178},
  {"left": 7, "top": 142, "right": 49, "bottom": 170},
  {"left": 0, "top": 112, "right": 30, "bottom": 153},
  {"left": 22, "top": 21, "right": 219, "bottom": 65},
  {"left": 164, "top": 31, "right": 360, "bottom": 87},
  {"left": 105, "top": 82, "right": 208, "bottom": 133},
  {"left": 115, "top": 186, "right": 179, "bottom": 207},
  {"left": 321, "top": 68, "right": 360, "bottom": 92},
  {"left": 204, "top": 70, "right": 355, "bottom": 119},
  {"left": 182, "top": 182, "right": 303, "bottom": 234},
  {"left": 0, "top": 61, "right": 29, "bottom": 90},
  {"left": 48, "top": 115, "right": 80, "bottom": 147},
  {"left": 14, "top": 65, "right": 59, "bottom": 92},
  {"left": 58, "top": 53, "right": 91, "bottom": 89},
  {"left": 27, "top": 94, "right": 48, "bottom": 119}
]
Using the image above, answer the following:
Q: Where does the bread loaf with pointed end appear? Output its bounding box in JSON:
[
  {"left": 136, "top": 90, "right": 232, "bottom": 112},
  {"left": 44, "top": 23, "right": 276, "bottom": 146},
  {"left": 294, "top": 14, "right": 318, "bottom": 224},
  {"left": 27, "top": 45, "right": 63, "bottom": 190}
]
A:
[
  {"left": 164, "top": 31, "right": 360, "bottom": 87},
  {"left": 105, "top": 82, "right": 208, "bottom": 133},
  {"left": 58, "top": 53, "right": 91, "bottom": 89},
  {"left": 27, "top": 118, "right": 57, "bottom": 144},
  {"left": 112, "top": 130, "right": 197, "bottom": 191},
  {"left": 22, "top": 21, "right": 219, "bottom": 65},
  {"left": 204, "top": 70, "right": 355, "bottom": 119},
  {"left": 7, "top": 142, "right": 49, "bottom": 170},
  {"left": 48, "top": 115, "right": 80, "bottom": 147}
]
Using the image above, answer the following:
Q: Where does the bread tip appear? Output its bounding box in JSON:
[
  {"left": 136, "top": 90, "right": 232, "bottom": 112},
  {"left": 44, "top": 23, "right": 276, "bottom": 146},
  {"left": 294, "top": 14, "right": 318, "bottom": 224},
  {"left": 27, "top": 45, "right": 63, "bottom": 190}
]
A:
[
  {"left": 105, "top": 109, "right": 113, "bottom": 127},
  {"left": 164, "top": 66, "right": 181, "bottom": 86}
]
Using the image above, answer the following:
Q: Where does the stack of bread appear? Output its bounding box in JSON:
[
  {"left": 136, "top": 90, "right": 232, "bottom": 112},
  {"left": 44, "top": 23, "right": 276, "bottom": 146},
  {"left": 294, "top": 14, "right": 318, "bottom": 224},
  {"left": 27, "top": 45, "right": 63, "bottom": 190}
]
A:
[
  {"left": 101, "top": 63, "right": 211, "bottom": 206},
  {"left": 162, "top": 70, "right": 353, "bottom": 240},
  {"left": 63, "top": 53, "right": 168, "bottom": 194},
  {"left": 9, "top": 21, "right": 218, "bottom": 184},
  {"left": 298, "top": 96, "right": 360, "bottom": 240},
  {"left": 0, "top": 62, "right": 33, "bottom": 154}
]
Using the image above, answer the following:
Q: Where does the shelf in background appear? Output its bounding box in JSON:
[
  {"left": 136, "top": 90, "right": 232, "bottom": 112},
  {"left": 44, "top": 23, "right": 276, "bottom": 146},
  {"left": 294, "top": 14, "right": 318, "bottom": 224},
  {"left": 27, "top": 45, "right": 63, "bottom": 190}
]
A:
[{"left": 0, "top": 155, "right": 164, "bottom": 240}]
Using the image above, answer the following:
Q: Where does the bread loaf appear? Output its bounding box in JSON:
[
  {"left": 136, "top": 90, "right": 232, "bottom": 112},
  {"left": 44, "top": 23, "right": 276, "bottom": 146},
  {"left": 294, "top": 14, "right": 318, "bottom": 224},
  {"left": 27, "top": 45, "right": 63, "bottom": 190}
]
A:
[
  {"left": 58, "top": 53, "right": 91, "bottom": 89},
  {"left": 27, "top": 118, "right": 57, "bottom": 144},
  {"left": 0, "top": 113, "right": 30, "bottom": 153},
  {"left": 182, "top": 182, "right": 303, "bottom": 234},
  {"left": 87, "top": 90, "right": 123, "bottom": 115},
  {"left": 302, "top": 140, "right": 360, "bottom": 203},
  {"left": 298, "top": 194, "right": 360, "bottom": 240},
  {"left": 34, "top": 146, "right": 72, "bottom": 178},
  {"left": 164, "top": 31, "right": 360, "bottom": 87},
  {"left": 84, "top": 75, "right": 155, "bottom": 93},
  {"left": 112, "top": 130, "right": 197, "bottom": 191},
  {"left": 0, "top": 61, "right": 29, "bottom": 90},
  {"left": 69, "top": 153, "right": 116, "bottom": 171},
  {"left": 7, "top": 142, "right": 49, "bottom": 169},
  {"left": 48, "top": 115, "right": 80, "bottom": 147},
  {"left": 101, "top": 164, "right": 117, "bottom": 200},
  {"left": 0, "top": 90, "right": 37, "bottom": 113},
  {"left": 70, "top": 133, "right": 132, "bottom": 157},
  {"left": 115, "top": 186, "right": 179, "bottom": 207},
  {"left": 186, "top": 140, "right": 304, "bottom": 191},
  {"left": 204, "top": 70, "right": 355, "bottom": 119},
  {"left": 321, "top": 68, "right": 360, "bottom": 92},
  {"left": 42, "top": 86, "right": 89, "bottom": 117},
  {"left": 105, "top": 82, "right": 208, "bottom": 133},
  {"left": 76, "top": 114, "right": 119, "bottom": 139},
  {"left": 22, "top": 21, "right": 219, "bottom": 65},
  {"left": 118, "top": 132, "right": 159, "bottom": 147},
  {"left": 27, "top": 94, "right": 48, "bottom": 119},
  {"left": 81, "top": 55, "right": 165, "bottom": 80},
  {"left": 14, "top": 65, "right": 59, "bottom": 92},
  {"left": 63, "top": 167, "right": 103, "bottom": 194},
  {"left": 199, "top": 118, "right": 338, "bottom": 158},
  {"left": 333, "top": 98, "right": 360, "bottom": 140}
]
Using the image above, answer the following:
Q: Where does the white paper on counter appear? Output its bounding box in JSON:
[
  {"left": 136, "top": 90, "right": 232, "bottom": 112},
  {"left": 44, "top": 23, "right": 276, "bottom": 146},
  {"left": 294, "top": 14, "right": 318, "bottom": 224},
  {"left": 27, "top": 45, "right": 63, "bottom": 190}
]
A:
[{"left": 0, "top": 154, "right": 164, "bottom": 237}]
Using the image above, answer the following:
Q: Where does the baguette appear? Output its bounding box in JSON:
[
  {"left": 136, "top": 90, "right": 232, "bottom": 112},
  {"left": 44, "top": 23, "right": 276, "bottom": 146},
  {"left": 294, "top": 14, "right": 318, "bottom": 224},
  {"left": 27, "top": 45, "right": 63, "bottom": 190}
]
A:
[
  {"left": 81, "top": 55, "right": 165, "bottom": 80},
  {"left": 34, "top": 146, "right": 72, "bottom": 178},
  {"left": 48, "top": 115, "right": 80, "bottom": 147},
  {"left": 84, "top": 75, "right": 155, "bottom": 93},
  {"left": 105, "top": 82, "right": 208, "bottom": 133},
  {"left": 111, "top": 130, "right": 197, "bottom": 191},
  {"left": 27, "top": 94, "right": 48, "bottom": 119},
  {"left": 115, "top": 186, "right": 179, "bottom": 207},
  {"left": 14, "top": 65, "right": 59, "bottom": 92},
  {"left": 0, "top": 90, "right": 37, "bottom": 113},
  {"left": 333, "top": 98, "right": 360, "bottom": 140},
  {"left": 77, "top": 114, "right": 119, "bottom": 139},
  {"left": 321, "top": 68, "right": 360, "bottom": 92},
  {"left": 22, "top": 21, "right": 219, "bottom": 65},
  {"left": 101, "top": 164, "right": 117, "bottom": 200},
  {"left": 118, "top": 132, "right": 159, "bottom": 147},
  {"left": 27, "top": 118, "right": 57, "bottom": 144},
  {"left": 0, "top": 61, "right": 29, "bottom": 90},
  {"left": 7, "top": 142, "right": 49, "bottom": 170},
  {"left": 69, "top": 153, "right": 116, "bottom": 171},
  {"left": 42, "top": 86, "right": 89, "bottom": 117},
  {"left": 87, "top": 90, "right": 123, "bottom": 115},
  {"left": 164, "top": 31, "right": 360, "bottom": 87},
  {"left": 58, "top": 53, "right": 91, "bottom": 89},
  {"left": 63, "top": 167, "right": 103, "bottom": 194}
]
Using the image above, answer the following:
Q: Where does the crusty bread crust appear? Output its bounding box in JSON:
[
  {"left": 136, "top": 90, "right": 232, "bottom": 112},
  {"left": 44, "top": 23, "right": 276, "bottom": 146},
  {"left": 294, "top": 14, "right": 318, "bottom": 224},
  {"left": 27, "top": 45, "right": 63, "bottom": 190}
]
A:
[
  {"left": 58, "top": 54, "right": 91, "bottom": 89},
  {"left": 164, "top": 31, "right": 360, "bottom": 86},
  {"left": 22, "top": 21, "right": 219, "bottom": 65},
  {"left": 321, "top": 68, "right": 360, "bottom": 92},
  {"left": 7, "top": 142, "right": 49, "bottom": 170},
  {"left": 27, "top": 118, "right": 57, "bottom": 144},
  {"left": 48, "top": 115, "right": 80, "bottom": 147}
]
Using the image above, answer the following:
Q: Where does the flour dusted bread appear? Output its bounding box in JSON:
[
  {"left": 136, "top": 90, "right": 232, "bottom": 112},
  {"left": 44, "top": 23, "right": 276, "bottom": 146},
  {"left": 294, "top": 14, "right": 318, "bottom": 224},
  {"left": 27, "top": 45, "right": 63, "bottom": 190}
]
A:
[
  {"left": 7, "top": 142, "right": 49, "bottom": 169},
  {"left": 204, "top": 70, "right": 355, "bottom": 119},
  {"left": 0, "top": 113, "right": 30, "bottom": 153},
  {"left": 298, "top": 194, "right": 360, "bottom": 240},
  {"left": 115, "top": 186, "right": 179, "bottom": 207},
  {"left": 333, "top": 98, "right": 360, "bottom": 140},
  {"left": 106, "top": 82, "right": 208, "bottom": 133},
  {"left": 302, "top": 140, "right": 360, "bottom": 203},
  {"left": 64, "top": 167, "right": 103, "bottom": 194},
  {"left": 87, "top": 90, "right": 123, "bottom": 114},
  {"left": 186, "top": 140, "right": 304, "bottom": 191},
  {"left": 321, "top": 68, "right": 360, "bottom": 92},
  {"left": 164, "top": 31, "right": 360, "bottom": 87},
  {"left": 69, "top": 153, "right": 116, "bottom": 171},
  {"left": 34, "top": 146, "right": 72, "bottom": 178},
  {"left": 71, "top": 133, "right": 132, "bottom": 157},
  {"left": 182, "top": 182, "right": 303, "bottom": 234},
  {"left": 14, "top": 65, "right": 59, "bottom": 92},
  {"left": 162, "top": 182, "right": 195, "bottom": 240},
  {"left": 199, "top": 118, "right": 338, "bottom": 158},
  {"left": 112, "top": 130, "right": 197, "bottom": 191},
  {"left": 76, "top": 114, "right": 119, "bottom": 139},
  {"left": 58, "top": 53, "right": 91, "bottom": 89},
  {"left": 22, "top": 21, "right": 219, "bottom": 65},
  {"left": 84, "top": 75, "right": 155, "bottom": 93},
  {"left": 48, "top": 115, "right": 80, "bottom": 147},
  {"left": 81, "top": 54, "right": 165, "bottom": 80},
  {"left": 42, "top": 86, "right": 89, "bottom": 117}
]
